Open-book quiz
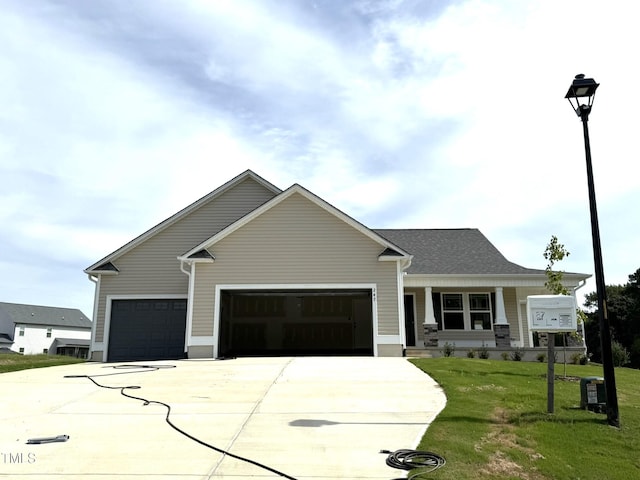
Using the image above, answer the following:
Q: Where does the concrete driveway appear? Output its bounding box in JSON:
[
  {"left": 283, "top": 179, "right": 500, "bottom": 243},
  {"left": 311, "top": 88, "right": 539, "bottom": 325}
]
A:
[{"left": 1, "top": 357, "right": 446, "bottom": 479}]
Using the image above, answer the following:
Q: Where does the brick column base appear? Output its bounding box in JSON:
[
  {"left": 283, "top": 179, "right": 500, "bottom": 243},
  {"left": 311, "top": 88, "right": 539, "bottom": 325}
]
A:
[
  {"left": 423, "top": 324, "right": 438, "bottom": 347},
  {"left": 494, "top": 324, "right": 511, "bottom": 348}
]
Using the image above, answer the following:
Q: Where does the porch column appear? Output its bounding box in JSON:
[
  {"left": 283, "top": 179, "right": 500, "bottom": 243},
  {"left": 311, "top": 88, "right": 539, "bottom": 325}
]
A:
[
  {"left": 494, "top": 287, "right": 508, "bottom": 324},
  {"left": 494, "top": 287, "right": 511, "bottom": 347},
  {"left": 424, "top": 287, "right": 437, "bottom": 324},
  {"left": 423, "top": 287, "right": 438, "bottom": 347}
]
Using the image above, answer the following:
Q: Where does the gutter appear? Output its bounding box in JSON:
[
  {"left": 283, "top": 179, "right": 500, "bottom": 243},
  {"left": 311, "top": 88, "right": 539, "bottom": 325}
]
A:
[{"left": 87, "top": 274, "right": 99, "bottom": 361}]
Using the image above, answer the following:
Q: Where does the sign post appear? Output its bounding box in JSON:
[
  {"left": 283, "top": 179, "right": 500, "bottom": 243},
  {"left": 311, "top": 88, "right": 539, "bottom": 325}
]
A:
[{"left": 527, "top": 295, "right": 578, "bottom": 414}]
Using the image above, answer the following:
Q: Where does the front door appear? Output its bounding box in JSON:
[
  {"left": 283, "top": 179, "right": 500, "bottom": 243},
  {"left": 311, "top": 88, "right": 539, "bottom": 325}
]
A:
[{"left": 404, "top": 294, "right": 416, "bottom": 346}]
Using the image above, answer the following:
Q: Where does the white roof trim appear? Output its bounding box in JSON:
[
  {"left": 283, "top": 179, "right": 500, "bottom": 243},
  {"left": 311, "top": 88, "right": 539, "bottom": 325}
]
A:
[
  {"left": 403, "top": 272, "right": 590, "bottom": 288},
  {"left": 85, "top": 170, "right": 281, "bottom": 273},
  {"left": 179, "top": 184, "right": 412, "bottom": 261}
]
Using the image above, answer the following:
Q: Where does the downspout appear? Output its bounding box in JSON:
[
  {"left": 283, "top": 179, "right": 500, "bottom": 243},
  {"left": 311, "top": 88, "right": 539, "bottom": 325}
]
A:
[
  {"left": 179, "top": 259, "right": 195, "bottom": 357},
  {"left": 398, "top": 256, "right": 412, "bottom": 355},
  {"left": 87, "top": 274, "right": 100, "bottom": 361}
]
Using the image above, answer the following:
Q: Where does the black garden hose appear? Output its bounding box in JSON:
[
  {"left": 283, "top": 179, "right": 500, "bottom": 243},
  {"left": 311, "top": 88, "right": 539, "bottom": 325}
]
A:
[{"left": 381, "top": 448, "right": 446, "bottom": 478}]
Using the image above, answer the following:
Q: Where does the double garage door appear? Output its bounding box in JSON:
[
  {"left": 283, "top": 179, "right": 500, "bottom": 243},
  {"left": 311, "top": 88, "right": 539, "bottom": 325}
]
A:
[
  {"left": 218, "top": 289, "right": 374, "bottom": 358},
  {"left": 107, "top": 290, "right": 374, "bottom": 361}
]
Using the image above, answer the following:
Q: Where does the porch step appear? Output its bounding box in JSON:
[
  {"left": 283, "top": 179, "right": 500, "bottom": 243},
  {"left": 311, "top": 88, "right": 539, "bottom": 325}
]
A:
[{"left": 405, "top": 347, "right": 433, "bottom": 358}]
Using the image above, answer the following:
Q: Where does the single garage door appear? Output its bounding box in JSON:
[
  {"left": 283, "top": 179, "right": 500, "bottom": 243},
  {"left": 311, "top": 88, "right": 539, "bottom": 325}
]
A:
[
  {"left": 218, "top": 289, "right": 373, "bottom": 357},
  {"left": 108, "top": 299, "right": 187, "bottom": 362}
]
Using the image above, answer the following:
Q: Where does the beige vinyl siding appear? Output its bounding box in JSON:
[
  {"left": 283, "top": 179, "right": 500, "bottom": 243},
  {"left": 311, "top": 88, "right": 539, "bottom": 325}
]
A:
[
  {"left": 504, "top": 287, "right": 519, "bottom": 343},
  {"left": 94, "top": 178, "right": 277, "bottom": 342},
  {"left": 191, "top": 192, "right": 401, "bottom": 339},
  {"left": 520, "top": 302, "right": 530, "bottom": 347}
]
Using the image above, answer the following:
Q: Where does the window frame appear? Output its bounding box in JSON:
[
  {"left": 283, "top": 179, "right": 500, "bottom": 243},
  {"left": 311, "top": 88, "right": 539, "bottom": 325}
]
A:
[{"left": 440, "top": 292, "right": 494, "bottom": 331}]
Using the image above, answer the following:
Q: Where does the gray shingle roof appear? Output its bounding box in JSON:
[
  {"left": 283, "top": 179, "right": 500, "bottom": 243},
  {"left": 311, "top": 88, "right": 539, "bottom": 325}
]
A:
[
  {"left": 0, "top": 302, "right": 92, "bottom": 329},
  {"left": 373, "top": 228, "right": 546, "bottom": 275}
]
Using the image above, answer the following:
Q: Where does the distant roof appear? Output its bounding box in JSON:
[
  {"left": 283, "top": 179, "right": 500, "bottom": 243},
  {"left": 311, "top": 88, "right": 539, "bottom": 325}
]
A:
[
  {"left": 0, "top": 302, "right": 92, "bottom": 329},
  {"left": 374, "top": 228, "right": 547, "bottom": 275},
  {"left": 52, "top": 337, "right": 90, "bottom": 347}
]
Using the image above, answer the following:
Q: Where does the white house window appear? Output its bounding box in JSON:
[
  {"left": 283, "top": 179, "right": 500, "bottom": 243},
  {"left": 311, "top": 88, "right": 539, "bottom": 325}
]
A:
[
  {"left": 46, "top": 328, "right": 52, "bottom": 338},
  {"left": 43, "top": 348, "right": 48, "bottom": 354},
  {"left": 442, "top": 294, "right": 465, "bottom": 329},
  {"left": 19, "top": 347, "right": 24, "bottom": 353},
  {"left": 441, "top": 293, "right": 493, "bottom": 330},
  {"left": 19, "top": 326, "right": 25, "bottom": 336},
  {"left": 470, "top": 294, "right": 492, "bottom": 330}
]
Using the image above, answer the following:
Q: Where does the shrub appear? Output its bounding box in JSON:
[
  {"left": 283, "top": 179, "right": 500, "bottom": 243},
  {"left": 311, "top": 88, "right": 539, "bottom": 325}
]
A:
[
  {"left": 467, "top": 349, "right": 476, "bottom": 358},
  {"left": 611, "top": 340, "right": 630, "bottom": 367},
  {"left": 510, "top": 348, "right": 524, "bottom": 361},
  {"left": 442, "top": 342, "right": 456, "bottom": 357},
  {"left": 478, "top": 343, "right": 490, "bottom": 359},
  {"left": 501, "top": 352, "right": 509, "bottom": 361},
  {"left": 571, "top": 352, "right": 587, "bottom": 365},
  {"left": 537, "top": 353, "right": 547, "bottom": 363}
]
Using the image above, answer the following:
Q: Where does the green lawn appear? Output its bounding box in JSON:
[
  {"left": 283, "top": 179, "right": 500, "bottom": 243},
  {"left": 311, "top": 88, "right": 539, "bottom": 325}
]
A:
[
  {"left": 411, "top": 358, "right": 640, "bottom": 480},
  {"left": 0, "top": 353, "right": 85, "bottom": 373}
]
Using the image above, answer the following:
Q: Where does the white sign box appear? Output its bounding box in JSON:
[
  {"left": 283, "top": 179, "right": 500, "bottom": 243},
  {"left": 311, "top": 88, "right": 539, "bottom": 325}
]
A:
[{"left": 527, "top": 295, "right": 577, "bottom": 332}]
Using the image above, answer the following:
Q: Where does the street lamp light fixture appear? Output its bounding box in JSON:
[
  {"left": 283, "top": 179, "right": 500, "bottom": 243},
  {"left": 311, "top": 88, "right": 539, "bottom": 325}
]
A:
[
  {"left": 565, "top": 74, "right": 600, "bottom": 117},
  {"left": 565, "top": 74, "right": 619, "bottom": 428}
]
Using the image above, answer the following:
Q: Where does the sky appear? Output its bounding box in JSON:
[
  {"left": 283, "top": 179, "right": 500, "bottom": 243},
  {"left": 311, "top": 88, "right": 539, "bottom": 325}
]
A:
[{"left": 1, "top": 0, "right": 638, "bottom": 319}]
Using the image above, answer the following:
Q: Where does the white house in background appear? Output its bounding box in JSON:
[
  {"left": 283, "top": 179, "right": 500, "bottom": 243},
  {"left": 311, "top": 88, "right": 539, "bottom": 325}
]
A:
[{"left": 0, "top": 302, "right": 92, "bottom": 358}]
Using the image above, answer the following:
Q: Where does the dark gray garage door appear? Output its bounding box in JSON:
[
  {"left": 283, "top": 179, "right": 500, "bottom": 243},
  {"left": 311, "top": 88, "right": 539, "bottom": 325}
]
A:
[
  {"left": 108, "top": 299, "right": 187, "bottom": 362},
  {"left": 218, "top": 289, "right": 373, "bottom": 357}
]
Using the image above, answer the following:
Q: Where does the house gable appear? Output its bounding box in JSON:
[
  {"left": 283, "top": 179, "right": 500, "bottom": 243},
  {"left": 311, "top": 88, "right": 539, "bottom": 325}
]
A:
[
  {"left": 85, "top": 170, "right": 281, "bottom": 274},
  {"left": 181, "top": 184, "right": 411, "bottom": 265},
  {"left": 186, "top": 189, "right": 410, "bottom": 354},
  {"left": 86, "top": 171, "right": 281, "bottom": 347}
]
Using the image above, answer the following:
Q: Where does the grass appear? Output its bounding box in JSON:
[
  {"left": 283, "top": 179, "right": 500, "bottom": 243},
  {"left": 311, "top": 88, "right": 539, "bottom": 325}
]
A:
[
  {"left": 0, "top": 353, "right": 85, "bottom": 373},
  {"left": 411, "top": 358, "right": 640, "bottom": 480}
]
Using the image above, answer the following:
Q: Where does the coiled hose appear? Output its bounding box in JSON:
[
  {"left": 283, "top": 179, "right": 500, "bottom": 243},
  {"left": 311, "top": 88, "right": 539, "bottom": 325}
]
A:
[{"left": 381, "top": 448, "right": 446, "bottom": 479}]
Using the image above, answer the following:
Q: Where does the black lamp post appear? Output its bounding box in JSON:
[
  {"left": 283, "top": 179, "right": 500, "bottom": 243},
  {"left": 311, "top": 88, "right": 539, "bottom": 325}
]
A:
[{"left": 565, "top": 74, "right": 620, "bottom": 428}]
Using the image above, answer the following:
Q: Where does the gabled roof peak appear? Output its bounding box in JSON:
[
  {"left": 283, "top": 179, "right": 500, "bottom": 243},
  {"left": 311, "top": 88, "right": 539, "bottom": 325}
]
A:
[{"left": 85, "top": 170, "right": 281, "bottom": 274}]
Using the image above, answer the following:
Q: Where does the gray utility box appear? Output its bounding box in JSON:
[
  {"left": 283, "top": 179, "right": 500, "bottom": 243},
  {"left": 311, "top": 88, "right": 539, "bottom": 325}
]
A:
[{"left": 580, "top": 377, "right": 606, "bottom": 413}]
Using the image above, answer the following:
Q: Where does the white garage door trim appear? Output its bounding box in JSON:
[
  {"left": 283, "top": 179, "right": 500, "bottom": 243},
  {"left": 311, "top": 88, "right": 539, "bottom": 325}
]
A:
[
  {"left": 97, "top": 294, "right": 188, "bottom": 362},
  {"left": 212, "top": 283, "right": 379, "bottom": 358}
]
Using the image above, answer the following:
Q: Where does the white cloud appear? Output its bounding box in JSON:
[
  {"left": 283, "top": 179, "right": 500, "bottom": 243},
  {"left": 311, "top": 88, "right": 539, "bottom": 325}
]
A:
[{"left": 0, "top": 0, "right": 638, "bottom": 318}]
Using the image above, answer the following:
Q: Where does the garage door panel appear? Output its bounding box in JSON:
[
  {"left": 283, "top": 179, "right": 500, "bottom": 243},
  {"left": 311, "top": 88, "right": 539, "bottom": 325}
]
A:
[{"left": 108, "top": 299, "right": 187, "bottom": 362}]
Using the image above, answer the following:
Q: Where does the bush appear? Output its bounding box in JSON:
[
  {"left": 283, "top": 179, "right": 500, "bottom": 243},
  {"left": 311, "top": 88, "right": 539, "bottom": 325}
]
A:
[
  {"left": 537, "top": 353, "right": 547, "bottom": 363},
  {"left": 612, "top": 340, "right": 630, "bottom": 367},
  {"left": 442, "top": 342, "right": 455, "bottom": 357},
  {"left": 501, "top": 352, "right": 509, "bottom": 361},
  {"left": 467, "top": 349, "right": 476, "bottom": 358},
  {"left": 510, "top": 348, "right": 524, "bottom": 361},
  {"left": 478, "top": 344, "right": 490, "bottom": 359},
  {"left": 571, "top": 352, "right": 587, "bottom": 365}
]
